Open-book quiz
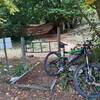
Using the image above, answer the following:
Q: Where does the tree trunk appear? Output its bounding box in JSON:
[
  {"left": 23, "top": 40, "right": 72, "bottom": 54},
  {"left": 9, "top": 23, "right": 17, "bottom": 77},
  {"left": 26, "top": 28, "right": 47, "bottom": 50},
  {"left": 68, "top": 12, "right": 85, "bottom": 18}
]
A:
[
  {"left": 57, "top": 26, "right": 61, "bottom": 53},
  {"left": 95, "top": 0, "right": 100, "bottom": 20},
  {"left": 67, "top": 22, "right": 70, "bottom": 31},
  {"left": 62, "top": 22, "right": 65, "bottom": 32}
]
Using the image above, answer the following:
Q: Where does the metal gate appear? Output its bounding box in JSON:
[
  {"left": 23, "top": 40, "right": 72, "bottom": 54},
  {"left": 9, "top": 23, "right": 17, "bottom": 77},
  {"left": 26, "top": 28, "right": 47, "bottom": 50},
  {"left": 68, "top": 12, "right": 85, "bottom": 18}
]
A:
[{"left": 25, "top": 39, "right": 58, "bottom": 53}]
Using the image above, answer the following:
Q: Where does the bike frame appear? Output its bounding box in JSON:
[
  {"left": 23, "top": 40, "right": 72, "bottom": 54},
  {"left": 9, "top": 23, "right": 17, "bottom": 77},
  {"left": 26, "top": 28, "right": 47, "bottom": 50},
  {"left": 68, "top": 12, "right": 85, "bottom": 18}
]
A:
[
  {"left": 58, "top": 42, "right": 90, "bottom": 68},
  {"left": 58, "top": 42, "right": 94, "bottom": 81}
]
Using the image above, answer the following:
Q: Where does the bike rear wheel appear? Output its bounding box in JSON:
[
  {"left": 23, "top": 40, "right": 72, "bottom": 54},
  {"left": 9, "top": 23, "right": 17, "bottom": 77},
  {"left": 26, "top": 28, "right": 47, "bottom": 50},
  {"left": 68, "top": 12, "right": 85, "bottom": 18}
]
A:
[
  {"left": 74, "top": 63, "right": 100, "bottom": 98},
  {"left": 44, "top": 52, "right": 60, "bottom": 76}
]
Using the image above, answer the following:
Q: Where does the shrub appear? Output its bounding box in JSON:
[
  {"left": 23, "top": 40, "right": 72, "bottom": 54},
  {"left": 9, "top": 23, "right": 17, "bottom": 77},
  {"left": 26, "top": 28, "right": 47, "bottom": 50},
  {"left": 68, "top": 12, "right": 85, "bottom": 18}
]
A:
[{"left": 14, "top": 63, "right": 25, "bottom": 76}]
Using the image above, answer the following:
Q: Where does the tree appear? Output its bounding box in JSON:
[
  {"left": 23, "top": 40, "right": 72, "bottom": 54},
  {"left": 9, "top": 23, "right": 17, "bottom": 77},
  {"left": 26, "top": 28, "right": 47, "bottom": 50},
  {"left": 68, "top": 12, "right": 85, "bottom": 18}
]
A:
[
  {"left": 94, "top": 0, "right": 100, "bottom": 20},
  {"left": 85, "top": 0, "right": 100, "bottom": 20},
  {"left": 77, "top": 0, "right": 100, "bottom": 37},
  {"left": 0, "top": 0, "right": 19, "bottom": 25},
  {"left": 3, "top": 0, "right": 83, "bottom": 38},
  {"left": 85, "top": 0, "right": 96, "bottom": 5}
]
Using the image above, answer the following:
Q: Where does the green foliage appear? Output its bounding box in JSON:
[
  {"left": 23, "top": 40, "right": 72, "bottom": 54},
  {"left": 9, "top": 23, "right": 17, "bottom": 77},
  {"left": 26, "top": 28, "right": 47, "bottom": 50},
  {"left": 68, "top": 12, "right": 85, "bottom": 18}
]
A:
[
  {"left": 90, "top": 39, "right": 100, "bottom": 62},
  {"left": 0, "top": 64, "right": 4, "bottom": 71},
  {"left": 2, "top": 0, "right": 19, "bottom": 15},
  {"left": 14, "top": 63, "right": 25, "bottom": 76},
  {"left": 57, "top": 67, "right": 75, "bottom": 91},
  {"left": 92, "top": 47, "right": 100, "bottom": 62},
  {"left": 0, "top": 0, "right": 98, "bottom": 37},
  {"left": 0, "top": 18, "right": 6, "bottom": 24},
  {"left": 1, "top": 0, "right": 84, "bottom": 37},
  {"left": 0, "top": 0, "right": 19, "bottom": 25},
  {"left": 45, "top": 0, "right": 81, "bottom": 23}
]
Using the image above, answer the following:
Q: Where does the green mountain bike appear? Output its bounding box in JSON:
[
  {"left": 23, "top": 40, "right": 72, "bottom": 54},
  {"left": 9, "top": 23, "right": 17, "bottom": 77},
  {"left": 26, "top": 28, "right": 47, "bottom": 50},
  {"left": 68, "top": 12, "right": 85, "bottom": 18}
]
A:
[{"left": 44, "top": 40, "right": 100, "bottom": 98}]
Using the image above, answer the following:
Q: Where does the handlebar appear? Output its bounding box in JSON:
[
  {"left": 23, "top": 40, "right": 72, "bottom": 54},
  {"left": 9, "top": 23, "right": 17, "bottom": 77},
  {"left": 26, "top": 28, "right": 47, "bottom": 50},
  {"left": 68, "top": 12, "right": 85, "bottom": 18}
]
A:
[
  {"left": 59, "top": 40, "right": 94, "bottom": 50},
  {"left": 60, "top": 42, "right": 68, "bottom": 45}
]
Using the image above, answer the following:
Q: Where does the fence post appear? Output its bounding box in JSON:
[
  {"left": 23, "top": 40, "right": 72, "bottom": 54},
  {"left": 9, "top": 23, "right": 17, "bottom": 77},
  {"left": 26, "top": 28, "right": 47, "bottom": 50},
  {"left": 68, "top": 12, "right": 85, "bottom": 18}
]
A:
[
  {"left": 57, "top": 26, "right": 61, "bottom": 53},
  {"left": 62, "top": 22, "right": 65, "bottom": 32},
  {"left": 3, "top": 38, "right": 9, "bottom": 70},
  {"left": 21, "top": 37, "right": 27, "bottom": 70}
]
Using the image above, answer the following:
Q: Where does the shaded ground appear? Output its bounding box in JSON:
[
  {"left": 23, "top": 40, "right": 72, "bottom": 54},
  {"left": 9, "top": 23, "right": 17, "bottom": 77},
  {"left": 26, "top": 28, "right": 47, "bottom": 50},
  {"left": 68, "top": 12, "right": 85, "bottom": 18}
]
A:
[
  {"left": 0, "top": 83, "right": 83, "bottom": 100},
  {"left": 0, "top": 54, "right": 85, "bottom": 100},
  {"left": 0, "top": 58, "right": 84, "bottom": 100}
]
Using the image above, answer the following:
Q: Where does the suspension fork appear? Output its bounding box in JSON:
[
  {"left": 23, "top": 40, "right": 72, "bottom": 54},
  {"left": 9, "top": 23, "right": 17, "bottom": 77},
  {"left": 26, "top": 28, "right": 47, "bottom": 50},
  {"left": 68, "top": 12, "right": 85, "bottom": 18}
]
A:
[
  {"left": 84, "top": 48, "right": 94, "bottom": 83},
  {"left": 56, "top": 46, "right": 66, "bottom": 73},
  {"left": 85, "top": 54, "right": 90, "bottom": 73},
  {"left": 59, "top": 44, "right": 66, "bottom": 66}
]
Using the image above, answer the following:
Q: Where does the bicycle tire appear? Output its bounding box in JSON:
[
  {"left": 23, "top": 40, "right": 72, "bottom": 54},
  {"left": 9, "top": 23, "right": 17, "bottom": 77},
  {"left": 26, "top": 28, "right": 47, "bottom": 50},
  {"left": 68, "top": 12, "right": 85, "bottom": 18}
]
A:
[
  {"left": 74, "top": 63, "right": 100, "bottom": 98},
  {"left": 44, "top": 52, "right": 59, "bottom": 76}
]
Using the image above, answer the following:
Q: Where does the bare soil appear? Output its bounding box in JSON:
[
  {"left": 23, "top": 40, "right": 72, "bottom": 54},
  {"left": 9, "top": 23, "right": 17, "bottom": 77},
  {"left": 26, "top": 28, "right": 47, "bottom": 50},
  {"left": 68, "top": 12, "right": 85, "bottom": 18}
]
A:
[{"left": 0, "top": 58, "right": 84, "bottom": 100}]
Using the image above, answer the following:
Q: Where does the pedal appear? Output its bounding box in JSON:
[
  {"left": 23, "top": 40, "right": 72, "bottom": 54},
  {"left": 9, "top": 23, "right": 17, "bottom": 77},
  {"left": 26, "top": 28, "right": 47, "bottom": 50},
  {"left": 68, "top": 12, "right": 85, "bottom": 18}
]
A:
[{"left": 57, "top": 67, "right": 64, "bottom": 74}]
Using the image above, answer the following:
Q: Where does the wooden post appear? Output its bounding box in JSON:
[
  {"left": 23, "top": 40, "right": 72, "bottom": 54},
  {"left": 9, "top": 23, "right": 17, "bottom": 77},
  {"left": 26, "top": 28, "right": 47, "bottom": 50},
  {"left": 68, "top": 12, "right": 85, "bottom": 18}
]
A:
[
  {"left": 67, "top": 22, "right": 70, "bottom": 31},
  {"left": 21, "top": 37, "right": 27, "bottom": 70},
  {"left": 62, "top": 22, "right": 65, "bottom": 32},
  {"left": 49, "top": 42, "right": 51, "bottom": 52},
  {"left": 3, "top": 38, "right": 9, "bottom": 70},
  {"left": 57, "top": 26, "right": 61, "bottom": 53}
]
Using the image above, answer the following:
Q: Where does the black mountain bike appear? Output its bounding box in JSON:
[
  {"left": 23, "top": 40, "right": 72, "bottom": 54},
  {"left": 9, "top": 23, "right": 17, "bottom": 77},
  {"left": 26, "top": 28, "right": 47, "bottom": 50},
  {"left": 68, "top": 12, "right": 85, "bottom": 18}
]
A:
[{"left": 44, "top": 40, "right": 100, "bottom": 98}]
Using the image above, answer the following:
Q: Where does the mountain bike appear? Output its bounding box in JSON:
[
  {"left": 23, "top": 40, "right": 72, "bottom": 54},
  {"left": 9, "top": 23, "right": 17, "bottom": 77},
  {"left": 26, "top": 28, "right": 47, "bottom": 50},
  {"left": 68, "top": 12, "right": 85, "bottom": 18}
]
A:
[{"left": 44, "top": 40, "right": 100, "bottom": 98}]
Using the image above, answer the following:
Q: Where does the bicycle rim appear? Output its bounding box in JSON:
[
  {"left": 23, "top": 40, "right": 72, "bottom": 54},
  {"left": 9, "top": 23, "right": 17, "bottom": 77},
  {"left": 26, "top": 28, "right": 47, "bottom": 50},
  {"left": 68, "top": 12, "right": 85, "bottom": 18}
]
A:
[
  {"left": 44, "top": 52, "right": 59, "bottom": 76},
  {"left": 74, "top": 63, "right": 100, "bottom": 98}
]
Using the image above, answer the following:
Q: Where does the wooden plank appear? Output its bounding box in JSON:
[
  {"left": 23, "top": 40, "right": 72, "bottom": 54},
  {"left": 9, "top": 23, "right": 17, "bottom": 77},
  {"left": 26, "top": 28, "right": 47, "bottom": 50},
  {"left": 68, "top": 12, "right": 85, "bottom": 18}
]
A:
[{"left": 15, "top": 84, "right": 49, "bottom": 91}]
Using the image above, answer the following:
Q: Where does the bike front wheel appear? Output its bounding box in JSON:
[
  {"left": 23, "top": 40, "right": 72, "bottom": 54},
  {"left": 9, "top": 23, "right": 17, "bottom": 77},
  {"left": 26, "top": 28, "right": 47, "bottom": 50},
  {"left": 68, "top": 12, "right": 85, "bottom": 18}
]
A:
[
  {"left": 44, "top": 52, "right": 60, "bottom": 76},
  {"left": 74, "top": 63, "right": 100, "bottom": 98}
]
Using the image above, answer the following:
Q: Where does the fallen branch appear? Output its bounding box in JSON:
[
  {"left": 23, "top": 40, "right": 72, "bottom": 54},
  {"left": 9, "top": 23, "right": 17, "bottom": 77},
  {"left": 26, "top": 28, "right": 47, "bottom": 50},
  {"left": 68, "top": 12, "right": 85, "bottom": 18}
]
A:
[
  {"left": 11, "top": 62, "right": 41, "bottom": 84},
  {"left": 14, "top": 79, "right": 58, "bottom": 91}
]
